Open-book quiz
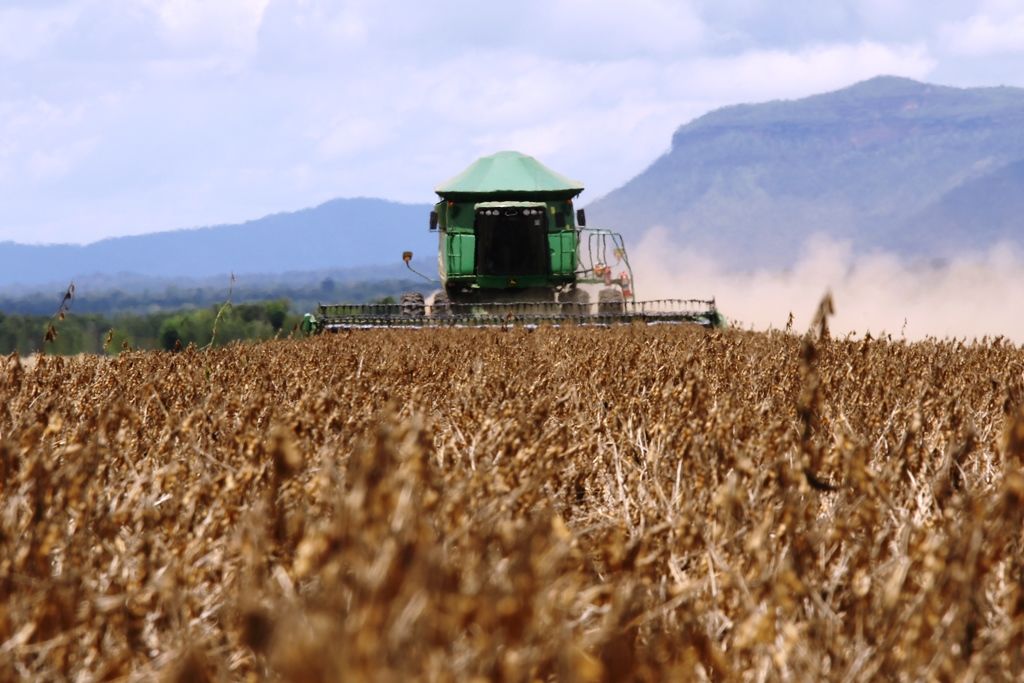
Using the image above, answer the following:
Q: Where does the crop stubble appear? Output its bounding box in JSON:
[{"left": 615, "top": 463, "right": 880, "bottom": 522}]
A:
[{"left": 2, "top": 325, "right": 1024, "bottom": 681}]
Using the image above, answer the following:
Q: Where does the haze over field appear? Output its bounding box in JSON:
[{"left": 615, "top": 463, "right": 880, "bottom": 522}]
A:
[{"left": 632, "top": 230, "right": 1024, "bottom": 342}]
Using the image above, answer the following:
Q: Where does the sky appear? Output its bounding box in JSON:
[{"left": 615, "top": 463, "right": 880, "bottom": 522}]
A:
[{"left": 2, "top": 0, "right": 1024, "bottom": 244}]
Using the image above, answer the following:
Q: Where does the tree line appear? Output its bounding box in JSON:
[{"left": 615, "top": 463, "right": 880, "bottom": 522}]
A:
[
  {"left": 0, "top": 277, "right": 422, "bottom": 316},
  {"left": 0, "top": 300, "right": 304, "bottom": 356}
]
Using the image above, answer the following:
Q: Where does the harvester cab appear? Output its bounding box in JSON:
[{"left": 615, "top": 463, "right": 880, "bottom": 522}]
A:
[{"left": 310, "top": 151, "right": 723, "bottom": 330}]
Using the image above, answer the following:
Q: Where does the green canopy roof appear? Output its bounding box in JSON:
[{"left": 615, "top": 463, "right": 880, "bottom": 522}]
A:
[{"left": 435, "top": 151, "right": 584, "bottom": 200}]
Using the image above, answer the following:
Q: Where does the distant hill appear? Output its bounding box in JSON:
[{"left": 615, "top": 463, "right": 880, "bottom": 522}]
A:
[
  {"left": 586, "top": 76, "right": 1024, "bottom": 266},
  {"left": 0, "top": 197, "right": 435, "bottom": 288}
]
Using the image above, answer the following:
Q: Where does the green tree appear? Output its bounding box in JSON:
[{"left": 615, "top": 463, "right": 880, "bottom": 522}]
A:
[
  {"left": 265, "top": 300, "right": 288, "bottom": 331},
  {"left": 160, "top": 318, "right": 183, "bottom": 350}
]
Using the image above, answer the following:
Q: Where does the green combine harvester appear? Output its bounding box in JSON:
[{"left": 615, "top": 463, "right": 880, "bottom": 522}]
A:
[{"left": 307, "top": 151, "right": 723, "bottom": 330}]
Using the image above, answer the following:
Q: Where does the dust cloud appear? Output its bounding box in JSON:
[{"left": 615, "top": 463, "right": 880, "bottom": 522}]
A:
[{"left": 630, "top": 227, "right": 1024, "bottom": 343}]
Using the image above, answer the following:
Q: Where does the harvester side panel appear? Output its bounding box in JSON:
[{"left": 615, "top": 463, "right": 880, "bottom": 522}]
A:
[
  {"left": 549, "top": 230, "right": 577, "bottom": 276},
  {"left": 444, "top": 201, "right": 475, "bottom": 233},
  {"left": 445, "top": 233, "right": 476, "bottom": 276}
]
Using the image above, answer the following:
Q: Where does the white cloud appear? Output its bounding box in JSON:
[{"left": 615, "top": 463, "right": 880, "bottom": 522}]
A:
[
  {"left": 695, "top": 0, "right": 975, "bottom": 48},
  {"left": 682, "top": 41, "right": 936, "bottom": 101},
  {"left": 941, "top": 12, "right": 1024, "bottom": 56},
  {"left": 0, "top": 5, "right": 79, "bottom": 61},
  {"left": 546, "top": 0, "right": 706, "bottom": 56},
  {"left": 144, "top": 0, "right": 270, "bottom": 42},
  {"left": 0, "top": 96, "right": 90, "bottom": 176},
  {"left": 317, "top": 115, "right": 393, "bottom": 158},
  {"left": 256, "top": 0, "right": 707, "bottom": 69},
  {"left": 28, "top": 137, "right": 98, "bottom": 182}
]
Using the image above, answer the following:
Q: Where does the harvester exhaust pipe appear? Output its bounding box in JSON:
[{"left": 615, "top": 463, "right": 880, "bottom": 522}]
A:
[{"left": 403, "top": 251, "right": 437, "bottom": 283}]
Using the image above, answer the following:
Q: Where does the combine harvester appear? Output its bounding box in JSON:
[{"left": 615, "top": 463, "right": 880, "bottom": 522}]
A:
[{"left": 306, "top": 151, "right": 723, "bottom": 330}]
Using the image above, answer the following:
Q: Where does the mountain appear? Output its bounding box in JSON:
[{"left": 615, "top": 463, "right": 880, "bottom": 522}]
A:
[
  {"left": 896, "top": 158, "right": 1024, "bottom": 253},
  {"left": 586, "top": 76, "right": 1024, "bottom": 266},
  {"left": 0, "top": 197, "right": 435, "bottom": 288}
]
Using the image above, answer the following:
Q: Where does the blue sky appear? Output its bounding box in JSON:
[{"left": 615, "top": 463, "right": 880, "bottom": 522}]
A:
[{"left": 2, "top": 0, "right": 1023, "bottom": 244}]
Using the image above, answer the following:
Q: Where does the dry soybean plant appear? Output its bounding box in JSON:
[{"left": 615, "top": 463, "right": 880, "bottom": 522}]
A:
[{"left": 1, "top": 324, "right": 1023, "bottom": 681}]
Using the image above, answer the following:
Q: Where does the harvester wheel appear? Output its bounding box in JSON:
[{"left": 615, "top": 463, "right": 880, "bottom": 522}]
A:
[
  {"left": 400, "top": 292, "right": 425, "bottom": 317},
  {"left": 431, "top": 291, "right": 451, "bottom": 316},
  {"left": 597, "top": 288, "right": 625, "bottom": 315},
  {"left": 558, "top": 288, "right": 591, "bottom": 316}
]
